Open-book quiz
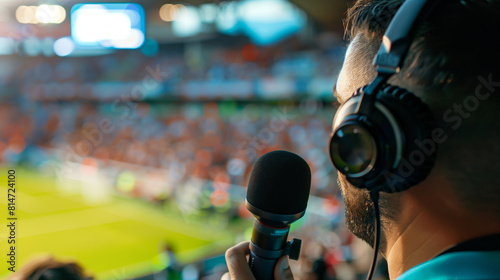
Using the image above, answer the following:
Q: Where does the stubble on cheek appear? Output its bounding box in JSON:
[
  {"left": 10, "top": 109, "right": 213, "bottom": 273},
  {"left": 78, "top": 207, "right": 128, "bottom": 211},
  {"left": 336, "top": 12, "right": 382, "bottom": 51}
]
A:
[{"left": 338, "top": 173, "right": 376, "bottom": 245}]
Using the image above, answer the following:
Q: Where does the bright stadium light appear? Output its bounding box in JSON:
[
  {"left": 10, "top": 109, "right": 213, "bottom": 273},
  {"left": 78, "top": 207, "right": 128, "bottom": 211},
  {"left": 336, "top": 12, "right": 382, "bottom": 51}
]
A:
[
  {"left": 215, "top": 2, "right": 239, "bottom": 35},
  {"left": 16, "top": 6, "right": 38, "bottom": 24},
  {"left": 36, "top": 5, "right": 66, "bottom": 24},
  {"left": 54, "top": 6, "right": 67, "bottom": 23},
  {"left": 16, "top": 6, "right": 27, "bottom": 23},
  {"left": 159, "top": 4, "right": 184, "bottom": 22},
  {"left": 16, "top": 5, "right": 66, "bottom": 24},
  {"left": 199, "top": 3, "right": 218, "bottom": 23},
  {"left": 71, "top": 3, "right": 145, "bottom": 49},
  {"left": 172, "top": 6, "right": 202, "bottom": 37},
  {"left": 53, "top": 37, "right": 75, "bottom": 56},
  {"left": 111, "top": 28, "right": 144, "bottom": 49},
  {"left": 238, "top": 0, "right": 306, "bottom": 45},
  {"left": 214, "top": 0, "right": 306, "bottom": 45},
  {"left": 75, "top": 10, "right": 132, "bottom": 43}
]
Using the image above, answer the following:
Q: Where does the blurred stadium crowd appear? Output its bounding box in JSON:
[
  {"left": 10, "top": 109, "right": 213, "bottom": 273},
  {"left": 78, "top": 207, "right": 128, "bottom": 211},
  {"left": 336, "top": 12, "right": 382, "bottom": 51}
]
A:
[
  {"left": 1, "top": 34, "right": 344, "bottom": 101},
  {"left": 0, "top": 20, "right": 389, "bottom": 280},
  {"left": 2, "top": 100, "right": 337, "bottom": 214}
]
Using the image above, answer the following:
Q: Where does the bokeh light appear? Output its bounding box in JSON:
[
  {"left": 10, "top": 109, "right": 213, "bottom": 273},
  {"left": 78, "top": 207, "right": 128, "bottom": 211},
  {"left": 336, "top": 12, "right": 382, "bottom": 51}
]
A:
[
  {"left": 0, "top": 37, "right": 15, "bottom": 55},
  {"left": 238, "top": 202, "right": 253, "bottom": 219},
  {"left": 140, "top": 38, "right": 159, "bottom": 57},
  {"left": 53, "top": 37, "right": 75, "bottom": 57},
  {"left": 23, "top": 37, "right": 42, "bottom": 56},
  {"left": 215, "top": 2, "right": 239, "bottom": 35},
  {"left": 172, "top": 6, "right": 201, "bottom": 37},
  {"left": 117, "top": 171, "right": 136, "bottom": 193},
  {"left": 16, "top": 6, "right": 38, "bottom": 24},
  {"left": 36, "top": 5, "right": 66, "bottom": 24},
  {"left": 199, "top": 3, "right": 218, "bottom": 23},
  {"left": 242, "top": 44, "right": 258, "bottom": 61},
  {"left": 71, "top": 3, "right": 145, "bottom": 49},
  {"left": 159, "top": 4, "right": 184, "bottom": 22},
  {"left": 210, "top": 189, "right": 229, "bottom": 207},
  {"left": 16, "top": 5, "right": 66, "bottom": 24},
  {"left": 80, "top": 157, "right": 99, "bottom": 177}
]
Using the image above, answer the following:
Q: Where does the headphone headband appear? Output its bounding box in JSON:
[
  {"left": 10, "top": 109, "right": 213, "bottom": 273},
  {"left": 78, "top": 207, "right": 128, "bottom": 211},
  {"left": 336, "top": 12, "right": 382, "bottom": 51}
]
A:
[
  {"left": 356, "top": 0, "right": 434, "bottom": 118},
  {"left": 374, "top": 0, "right": 433, "bottom": 74}
]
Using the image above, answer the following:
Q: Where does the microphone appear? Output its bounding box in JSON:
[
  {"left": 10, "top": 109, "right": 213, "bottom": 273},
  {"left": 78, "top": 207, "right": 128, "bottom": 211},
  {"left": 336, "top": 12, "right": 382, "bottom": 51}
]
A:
[{"left": 246, "top": 150, "right": 311, "bottom": 280}]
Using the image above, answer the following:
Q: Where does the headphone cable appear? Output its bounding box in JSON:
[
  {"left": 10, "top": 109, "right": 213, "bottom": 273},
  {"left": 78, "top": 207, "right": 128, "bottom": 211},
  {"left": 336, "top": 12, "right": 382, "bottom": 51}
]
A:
[{"left": 366, "top": 190, "right": 381, "bottom": 280}]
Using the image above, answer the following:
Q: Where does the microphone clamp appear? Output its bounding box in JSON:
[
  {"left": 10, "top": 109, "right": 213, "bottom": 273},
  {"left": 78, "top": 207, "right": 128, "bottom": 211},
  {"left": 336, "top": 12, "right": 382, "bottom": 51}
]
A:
[{"left": 283, "top": 238, "right": 301, "bottom": 260}]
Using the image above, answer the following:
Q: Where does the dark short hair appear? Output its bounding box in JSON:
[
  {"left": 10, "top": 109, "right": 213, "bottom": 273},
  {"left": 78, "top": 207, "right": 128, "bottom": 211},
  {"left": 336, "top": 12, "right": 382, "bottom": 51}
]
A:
[
  {"left": 9, "top": 257, "right": 92, "bottom": 280},
  {"left": 344, "top": 0, "right": 500, "bottom": 214},
  {"left": 345, "top": 0, "right": 500, "bottom": 91}
]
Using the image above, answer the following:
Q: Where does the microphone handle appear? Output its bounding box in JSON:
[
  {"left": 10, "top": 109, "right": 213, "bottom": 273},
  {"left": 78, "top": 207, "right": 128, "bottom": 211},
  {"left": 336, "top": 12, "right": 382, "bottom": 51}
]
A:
[
  {"left": 249, "top": 249, "right": 279, "bottom": 280},
  {"left": 248, "top": 220, "right": 290, "bottom": 280}
]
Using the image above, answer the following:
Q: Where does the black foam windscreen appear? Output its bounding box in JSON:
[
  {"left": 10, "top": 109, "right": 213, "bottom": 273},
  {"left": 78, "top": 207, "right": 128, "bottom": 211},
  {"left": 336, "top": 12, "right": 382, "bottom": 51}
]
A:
[{"left": 247, "top": 150, "right": 311, "bottom": 215}]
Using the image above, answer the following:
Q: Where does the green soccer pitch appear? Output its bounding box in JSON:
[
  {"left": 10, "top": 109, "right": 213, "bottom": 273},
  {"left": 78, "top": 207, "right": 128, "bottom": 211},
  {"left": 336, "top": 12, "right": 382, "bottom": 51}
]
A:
[{"left": 0, "top": 168, "right": 243, "bottom": 280}]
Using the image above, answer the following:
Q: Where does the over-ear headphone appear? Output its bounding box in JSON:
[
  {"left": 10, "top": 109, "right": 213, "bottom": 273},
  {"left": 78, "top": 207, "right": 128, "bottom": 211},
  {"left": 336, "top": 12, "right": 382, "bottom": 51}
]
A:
[{"left": 329, "top": 0, "right": 438, "bottom": 194}]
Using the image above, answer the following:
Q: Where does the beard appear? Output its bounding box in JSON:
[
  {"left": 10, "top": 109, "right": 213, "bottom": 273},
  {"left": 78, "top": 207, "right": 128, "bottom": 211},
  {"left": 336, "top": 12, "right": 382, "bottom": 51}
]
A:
[{"left": 338, "top": 174, "right": 377, "bottom": 247}]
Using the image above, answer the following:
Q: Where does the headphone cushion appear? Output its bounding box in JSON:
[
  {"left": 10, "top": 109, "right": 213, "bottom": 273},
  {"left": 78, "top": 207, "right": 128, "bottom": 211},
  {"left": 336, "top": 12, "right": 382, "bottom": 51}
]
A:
[{"left": 377, "top": 85, "right": 437, "bottom": 193}]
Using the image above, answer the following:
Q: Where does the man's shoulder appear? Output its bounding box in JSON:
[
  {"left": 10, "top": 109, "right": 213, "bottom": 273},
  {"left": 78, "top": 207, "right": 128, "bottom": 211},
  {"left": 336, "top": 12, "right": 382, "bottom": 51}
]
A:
[{"left": 397, "top": 251, "right": 500, "bottom": 280}]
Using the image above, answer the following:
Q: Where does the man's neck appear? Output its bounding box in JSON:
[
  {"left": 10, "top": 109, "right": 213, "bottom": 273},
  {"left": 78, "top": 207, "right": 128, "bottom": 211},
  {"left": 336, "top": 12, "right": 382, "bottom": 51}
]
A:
[
  {"left": 383, "top": 195, "right": 500, "bottom": 280},
  {"left": 384, "top": 210, "right": 455, "bottom": 279}
]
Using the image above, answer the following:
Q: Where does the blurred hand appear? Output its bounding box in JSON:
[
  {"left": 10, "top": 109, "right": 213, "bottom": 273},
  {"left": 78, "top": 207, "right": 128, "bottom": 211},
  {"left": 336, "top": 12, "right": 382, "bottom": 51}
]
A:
[{"left": 221, "top": 241, "right": 294, "bottom": 280}]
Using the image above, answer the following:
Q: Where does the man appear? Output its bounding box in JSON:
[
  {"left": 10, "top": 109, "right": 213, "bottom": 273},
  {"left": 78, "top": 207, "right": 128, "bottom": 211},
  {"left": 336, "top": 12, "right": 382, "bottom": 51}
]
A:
[{"left": 223, "top": 0, "right": 500, "bottom": 279}]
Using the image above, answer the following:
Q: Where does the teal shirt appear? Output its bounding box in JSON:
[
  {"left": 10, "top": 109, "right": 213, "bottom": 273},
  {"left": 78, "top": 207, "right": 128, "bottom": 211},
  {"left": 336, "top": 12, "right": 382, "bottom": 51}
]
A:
[{"left": 397, "top": 251, "right": 500, "bottom": 280}]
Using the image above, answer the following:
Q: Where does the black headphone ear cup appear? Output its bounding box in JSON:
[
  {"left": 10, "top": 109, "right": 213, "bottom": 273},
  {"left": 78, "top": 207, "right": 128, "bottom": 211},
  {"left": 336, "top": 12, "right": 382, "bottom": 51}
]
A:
[{"left": 376, "top": 85, "right": 437, "bottom": 193}]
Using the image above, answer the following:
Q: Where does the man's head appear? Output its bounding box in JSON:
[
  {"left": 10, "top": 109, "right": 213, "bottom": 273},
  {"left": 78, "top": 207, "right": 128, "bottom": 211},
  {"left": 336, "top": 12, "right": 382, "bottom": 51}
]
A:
[
  {"left": 335, "top": 0, "right": 500, "bottom": 249},
  {"left": 8, "top": 257, "right": 92, "bottom": 280}
]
